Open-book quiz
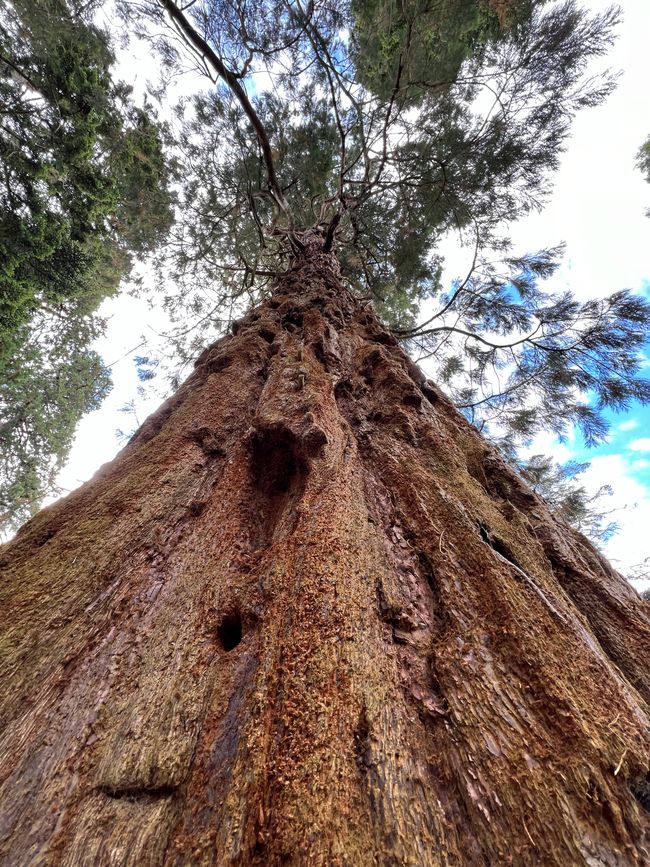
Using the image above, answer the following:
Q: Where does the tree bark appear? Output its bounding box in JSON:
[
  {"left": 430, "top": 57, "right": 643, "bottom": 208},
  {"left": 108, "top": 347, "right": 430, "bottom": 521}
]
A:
[{"left": 1, "top": 240, "right": 649, "bottom": 866}]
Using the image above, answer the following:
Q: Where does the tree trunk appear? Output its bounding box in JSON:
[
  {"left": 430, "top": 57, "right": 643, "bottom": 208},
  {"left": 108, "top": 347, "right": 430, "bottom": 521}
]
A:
[{"left": 1, "top": 241, "right": 649, "bottom": 866}]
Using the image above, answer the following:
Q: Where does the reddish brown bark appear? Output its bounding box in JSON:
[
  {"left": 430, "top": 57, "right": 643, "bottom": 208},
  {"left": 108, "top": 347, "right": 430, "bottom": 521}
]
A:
[{"left": 1, "top": 241, "right": 649, "bottom": 865}]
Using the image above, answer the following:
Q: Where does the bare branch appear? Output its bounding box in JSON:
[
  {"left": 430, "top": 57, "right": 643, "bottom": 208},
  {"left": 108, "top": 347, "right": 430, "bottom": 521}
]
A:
[{"left": 158, "top": 0, "right": 289, "bottom": 215}]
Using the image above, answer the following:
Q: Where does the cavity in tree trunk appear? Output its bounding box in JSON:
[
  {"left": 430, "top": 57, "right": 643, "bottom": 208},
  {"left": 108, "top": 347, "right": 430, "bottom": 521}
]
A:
[{"left": 1, "top": 241, "right": 649, "bottom": 865}]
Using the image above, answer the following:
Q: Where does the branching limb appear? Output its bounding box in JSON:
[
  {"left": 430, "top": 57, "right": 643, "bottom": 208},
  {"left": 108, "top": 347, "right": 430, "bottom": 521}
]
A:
[{"left": 158, "top": 0, "right": 289, "bottom": 215}]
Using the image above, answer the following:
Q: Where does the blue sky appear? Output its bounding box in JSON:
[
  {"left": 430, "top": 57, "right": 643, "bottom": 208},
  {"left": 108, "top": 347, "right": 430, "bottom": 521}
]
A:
[
  {"left": 437, "top": 0, "right": 650, "bottom": 585},
  {"left": 576, "top": 406, "right": 650, "bottom": 490},
  {"left": 568, "top": 275, "right": 650, "bottom": 491}
]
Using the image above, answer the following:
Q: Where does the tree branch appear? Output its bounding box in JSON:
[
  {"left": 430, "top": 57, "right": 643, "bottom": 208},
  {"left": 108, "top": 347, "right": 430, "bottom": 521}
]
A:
[{"left": 158, "top": 0, "right": 288, "bottom": 215}]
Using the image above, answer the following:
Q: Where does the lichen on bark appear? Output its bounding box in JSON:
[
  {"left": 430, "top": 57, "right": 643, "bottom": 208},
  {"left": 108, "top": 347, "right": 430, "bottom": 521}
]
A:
[{"left": 0, "top": 241, "right": 649, "bottom": 865}]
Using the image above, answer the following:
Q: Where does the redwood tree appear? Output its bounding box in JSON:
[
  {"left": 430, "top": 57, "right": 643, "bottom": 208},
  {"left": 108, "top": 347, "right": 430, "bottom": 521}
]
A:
[
  {"left": 1, "top": 0, "right": 650, "bottom": 863},
  {"left": 1, "top": 233, "right": 650, "bottom": 863}
]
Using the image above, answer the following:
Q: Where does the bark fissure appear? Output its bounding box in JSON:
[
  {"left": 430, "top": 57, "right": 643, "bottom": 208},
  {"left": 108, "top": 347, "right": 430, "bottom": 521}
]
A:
[{"left": 98, "top": 784, "right": 179, "bottom": 801}]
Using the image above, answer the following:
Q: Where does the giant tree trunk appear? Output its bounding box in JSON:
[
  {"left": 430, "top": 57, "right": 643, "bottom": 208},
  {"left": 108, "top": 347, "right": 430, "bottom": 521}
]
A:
[{"left": 1, "top": 242, "right": 649, "bottom": 866}]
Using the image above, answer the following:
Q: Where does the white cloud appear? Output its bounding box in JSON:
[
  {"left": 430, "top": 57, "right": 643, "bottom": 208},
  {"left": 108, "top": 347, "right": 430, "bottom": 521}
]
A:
[
  {"left": 502, "top": 0, "right": 650, "bottom": 303},
  {"left": 629, "top": 438, "right": 650, "bottom": 452},
  {"left": 520, "top": 431, "right": 573, "bottom": 465},
  {"left": 631, "top": 459, "right": 650, "bottom": 470},
  {"left": 618, "top": 419, "right": 639, "bottom": 432},
  {"left": 579, "top": 454, "right": 650, "bottom": 584}
]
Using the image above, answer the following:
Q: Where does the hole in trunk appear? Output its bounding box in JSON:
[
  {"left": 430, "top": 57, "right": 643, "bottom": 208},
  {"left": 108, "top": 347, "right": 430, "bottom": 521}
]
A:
[
  {"left": 281, "top": 309, "right": 304, "bottom": 331},
  {"left": 258, "top": 327, "right": 276, "bottom": 344},
  {"left": 631, "top": 773, "right": 650, "bottom": 812},
  {"left": 421, "top": 382, "right": 438, "bottom": 403},
  {"left": 99, "top": 784, "right": 176, "bottom": 801},
  {"left": 249, "top": 427, "right": 308, "bottom": 546},
  {"left": 371, "top": 330, "right": 397, "bottom": 346},
  {"left": 312, "top": 338, "right": 327, "bottom": 365},
  {"left": 402, "top": 390, "right": 422, "bottom": 408},
  {"left": 188, "top": 499, "right": 208, "bottom": 517},
  {"left": 35, "top": 527, "right": 57, "bottom": 547},
  {"left": 217, "top": 611, "right": 243, "bottom": 651},
  {"left": 354, "top": 706, "right": 372, "bottom": 771},
  {"left": 251, "top": 430, "right": 305, "bottom": 495},
  {"left": 334, "top": 378, "right": 352, "bottom": 399},
  {"left": 206, "top": 353, "right": 233, "bottom": 374}
]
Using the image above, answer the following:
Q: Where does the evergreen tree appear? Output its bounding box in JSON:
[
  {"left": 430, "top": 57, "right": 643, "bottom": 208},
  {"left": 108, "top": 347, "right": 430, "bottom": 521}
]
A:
[
  {"left": 0, "top": 0, "right": 175, "bottom": 528},
  {"left": 112, "top": 0, "right": 648, "bottom": 540},
  {"left": 514, "top": 452, "right": 617, "bottom": 542},
  {"left": 0, "top": 310, "right": 111, "bottom": 530}
]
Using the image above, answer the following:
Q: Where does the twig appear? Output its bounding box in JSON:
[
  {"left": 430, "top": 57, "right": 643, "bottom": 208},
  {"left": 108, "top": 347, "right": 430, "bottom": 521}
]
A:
[
  {"left": 522, "top": 818, "right": 536, "bottom": 847},
  {"left": 159, "top": 0, "right": 288, "bottom": 214},
  {"left": 613, "top": 749, "right": 628, "bottom": 776}
]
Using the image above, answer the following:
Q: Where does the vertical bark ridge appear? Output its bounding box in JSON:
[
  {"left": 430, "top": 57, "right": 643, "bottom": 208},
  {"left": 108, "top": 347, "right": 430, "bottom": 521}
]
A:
[{"left": 0, "top": 245, "right": 649, "bottom": 865}]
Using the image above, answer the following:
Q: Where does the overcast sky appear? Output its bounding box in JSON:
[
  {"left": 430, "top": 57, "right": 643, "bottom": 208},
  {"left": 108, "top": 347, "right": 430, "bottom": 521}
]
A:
[{"left": 51, "top": 0, "right": 650, "bottom": 588}]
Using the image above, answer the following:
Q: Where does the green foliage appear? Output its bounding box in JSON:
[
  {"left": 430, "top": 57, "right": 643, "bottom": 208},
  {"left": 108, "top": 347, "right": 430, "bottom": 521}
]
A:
[
  {"left": 411, "top": 247, "right": 650, "bottom": 446},
  {"left": 166, "top": 82, "right": 341, "bottom": 330},
  {"left": 0, "top": 0, "right": 175, "bottom": 338},
  {"left": 0, "top": 308, "right": 111, "bottom": 532},
  {"left": 110, "top": 108, "right": 177, "bottom": 254},
  {"left": 137, "top": 0, "right": 624, "bottom": 363},
  {"left": 0, "top": 0, "right": 174, "bottom": 531},
  {"left": 515, "top": 453, "right": 617, "bottom": 541},
  {"left": 351, "top": 0, "right": 532, "bottom": 99},
  {"left": 636, "top": 135, "right": 650, "bottom": 216}
]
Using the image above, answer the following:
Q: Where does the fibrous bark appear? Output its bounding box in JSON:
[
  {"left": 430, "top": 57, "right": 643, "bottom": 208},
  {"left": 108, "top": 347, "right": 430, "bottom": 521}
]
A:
[{"left": 1, "top": 240, "right": 649, "bottom": 865}]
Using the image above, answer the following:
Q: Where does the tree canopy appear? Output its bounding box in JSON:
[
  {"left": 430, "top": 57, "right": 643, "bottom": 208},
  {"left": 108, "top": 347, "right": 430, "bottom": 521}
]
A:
[
  {"left": 0, "top": 307, "right": 111, "bottom": 529},
  {"left": 124, "top": 0, "right": 648, "bottom": 441},
  {"left": 512, "top": 452, "right": 617, "bottom": 541},
  {"left": 0, "top": 0, "right": 175, "bottom": 531}
]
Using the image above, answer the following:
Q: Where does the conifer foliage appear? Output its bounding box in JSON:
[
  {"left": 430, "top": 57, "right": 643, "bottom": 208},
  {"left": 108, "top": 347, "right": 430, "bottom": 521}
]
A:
[
  {"left": 0, "top": 0, "right": 174, "bottom": 530},
  {"left": 119, "top": 0, "right": 649, "bottom": 532}
]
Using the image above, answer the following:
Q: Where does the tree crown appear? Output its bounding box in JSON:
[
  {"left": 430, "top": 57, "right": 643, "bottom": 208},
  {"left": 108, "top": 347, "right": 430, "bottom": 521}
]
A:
[
  {"left": 0, "top": 0, "right": 175, "bottom": 531},
  {"left": 123, "top": 0, "right": 648, "bottom": 449}
]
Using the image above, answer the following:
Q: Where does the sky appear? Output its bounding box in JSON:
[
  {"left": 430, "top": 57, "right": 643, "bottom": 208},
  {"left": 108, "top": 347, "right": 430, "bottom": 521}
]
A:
[
  {"left": 49, "top": 0, "right": 650, "bottom": 588},
  {"left": 507, "top": 0, "right": 650, "bottom": 588}
]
